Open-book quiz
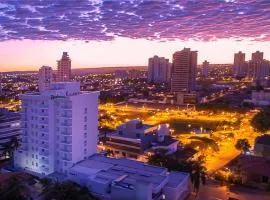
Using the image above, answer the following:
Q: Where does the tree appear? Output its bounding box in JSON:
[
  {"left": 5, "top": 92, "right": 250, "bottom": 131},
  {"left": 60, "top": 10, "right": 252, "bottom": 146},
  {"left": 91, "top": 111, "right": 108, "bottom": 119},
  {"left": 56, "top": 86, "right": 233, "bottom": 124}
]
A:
[
  {"left": 0, "top": 176, "right": 29, "bottom": 200},
  {"left": 148, "top": 150, "right": 206, "bottom": 193},
  {"left": 235, "top": 139, "right": 251, "bottom": 153},
  {"left": 42, "top": 180, "right": 98, "bottom": 200},
  {"left": 251, "top": 106, "right": 270, "bottom": 133}
]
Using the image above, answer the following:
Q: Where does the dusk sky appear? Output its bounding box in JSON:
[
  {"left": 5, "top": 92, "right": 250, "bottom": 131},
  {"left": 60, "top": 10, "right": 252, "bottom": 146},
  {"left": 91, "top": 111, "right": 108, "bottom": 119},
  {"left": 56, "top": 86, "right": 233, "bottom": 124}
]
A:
[{"left": 0, "top": 0, "right": 269, "bottom": 71}]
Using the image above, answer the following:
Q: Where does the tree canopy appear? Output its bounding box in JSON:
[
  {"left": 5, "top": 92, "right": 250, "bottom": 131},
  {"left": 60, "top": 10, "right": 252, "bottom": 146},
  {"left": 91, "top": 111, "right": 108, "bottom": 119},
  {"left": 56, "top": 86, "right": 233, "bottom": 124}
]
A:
[
  {"left": 251, "top": 106, "right": 270, "bottom": 133},
  {"left": 235, "top": 138, "right": 251, "bottom": 153}
]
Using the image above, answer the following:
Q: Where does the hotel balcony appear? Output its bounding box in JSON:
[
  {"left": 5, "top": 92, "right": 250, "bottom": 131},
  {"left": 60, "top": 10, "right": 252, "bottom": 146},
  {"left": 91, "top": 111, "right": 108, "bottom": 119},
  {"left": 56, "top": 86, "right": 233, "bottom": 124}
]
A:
[
  {"left": 40, "top": 104, "right": 48, "bottom": 108},
  {"left": 61, "top": 131, "right": 72, "bottom": 135},
  {"left": 60, "top": 122, "right": 72, "bottom": 127},
  {"left": 62, "top": 157, "right": 72, "bottom": 161},
  {"left": 39, "top": 119, "right": 49, "bottom": 124},
  {"left": 60, "top": 113, "right": 72, "bottom": 118},
  {"left": 39, "top": 150, "right": 49, "bottom": 157},
  {"left": 60, "top": 147, "right": 72, "bottom": 153},
  {"left": 39, "top": 134, "right": 49, "bottom": 141},
  {"left": 40, "top": 143, "right": 49, "bottom": 149},
  {"left": 39, "top": 112, "right": 49, "bottom": 116},
  {"left": 60, "top": 140, "right": 72, "bottom": 144},
  {"left": 61, "top": 105, "right": 72, "bottom": 110},
  {"left": 39, "top": 158, "right": 49, "bottom": 165}
]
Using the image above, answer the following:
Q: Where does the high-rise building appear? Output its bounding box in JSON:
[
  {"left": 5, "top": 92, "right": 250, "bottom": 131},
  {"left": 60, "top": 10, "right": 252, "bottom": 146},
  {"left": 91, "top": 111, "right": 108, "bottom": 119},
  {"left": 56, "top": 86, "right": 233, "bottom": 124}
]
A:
[
  {"left": 201, "top": 60, "right": 210, "bottom": 77},
  {"left": 15, "top": 82, "right": 99, "bottom": 175},
  {"left": 171, "top": 48, "right": 197, "bottom": 93},
  {"left": 38, "top": 66, "right": 53, "bottom": 92},
  {"left": 148, "top": 56, "right": 170, "bottom": 83},
  {"left": 57, "top": 52, "right": 71, "bottom": 82},
  {"left": 248, "top": 51, "right": 270, "bottom": 81},
  {"left": 233, "top": 51, "right": 247, "bottom": 77}
]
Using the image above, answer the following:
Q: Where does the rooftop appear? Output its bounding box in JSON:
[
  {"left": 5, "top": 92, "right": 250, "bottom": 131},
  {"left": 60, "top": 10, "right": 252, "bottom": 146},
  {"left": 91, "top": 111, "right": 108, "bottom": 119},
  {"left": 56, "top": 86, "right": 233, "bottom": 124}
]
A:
[
  {"left": 69, "top": 154, "right": 189, "bottom": 193},
  {"left": 238, "top": 155, "right": 270, "bottom": 177}
]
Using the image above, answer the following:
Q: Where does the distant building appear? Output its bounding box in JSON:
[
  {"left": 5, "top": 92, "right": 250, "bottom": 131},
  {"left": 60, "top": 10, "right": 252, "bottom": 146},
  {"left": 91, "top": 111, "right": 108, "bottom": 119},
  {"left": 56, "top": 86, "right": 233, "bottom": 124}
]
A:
[
  {"left": 68, "top": 154, "right": 191, "bottom": 200},
  {"left": 15, "top": 82, "right": 99, "bottom": 176},
  {"left": 0, "top": 109, "right": 20, "bottom": 159},
  {"left": 243, "top": 89, "right": 270, "bottom": 106},
  {"left": 254, "top": 134, "right": 270, "bottom": 157},
  {"left": 115, "top": 70, "right": 129, "bottom": 79},
  {"left": 57, "top": 52, "right": 71, "bottom": 82},
  {"left": 38, "top": 66, "right": 53, "bottom": 92},
  {"left": 171, "top": 48, "right": 197, "bottom": 93},
  {"left": 233, "top": 51, "right": 247, "bottom": 78},
  {"left": 102, "top": 120, "right": 178, "bottom": 159},
  {"left": 201, "top": 60, "right": 209, "bottom": 77},
  {"left": 248, "top": 51, "right": 270, "bottom": 82},
  {"left": 148, "top": 56, "right": 170, "bottom": 83}
]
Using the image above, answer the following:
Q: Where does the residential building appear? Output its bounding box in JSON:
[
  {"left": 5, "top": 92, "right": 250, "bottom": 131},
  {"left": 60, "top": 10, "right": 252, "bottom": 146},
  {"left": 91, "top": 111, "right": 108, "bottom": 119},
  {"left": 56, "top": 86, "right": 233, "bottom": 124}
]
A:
[
  {"left": 102, "top": 120, "right": 178, "bottom": 159},
  {"left": 201, "top": 60, "right": 209, "bottom": 77},
  {"left": 243, "top": 89, "right": 270, "bottom": 106},
  {"left": 57, "top": 52, "right": 71, "bottom": 82},
  {"left": 171, "top": 48, "right": 197, "bottom": 93},
  {"left": 254, "top": 134, "right": 270, "bottom": 157},
  {"left": 248, "top": 51, "right": 270, "bottom": 81},
  {"left": 68, "top": 154, "right": 191, "bottom": 200},
  {"left": 15, "top": 82, "right": 99, "bottom": 176},
  {"left": 38, "top": 66, "right": 53, "bottom": 92},
  {"left": 234, "top": 155, "right": 270, "bottom": 190},
  {"left": 233, "top": 51, "right": 247, "bottom": 78},
  {"left": 148, "top": 56, "right": 170, "bottom": 83},
  {"left": 0, "top": 109, "right": 20, "bottom": 159}
]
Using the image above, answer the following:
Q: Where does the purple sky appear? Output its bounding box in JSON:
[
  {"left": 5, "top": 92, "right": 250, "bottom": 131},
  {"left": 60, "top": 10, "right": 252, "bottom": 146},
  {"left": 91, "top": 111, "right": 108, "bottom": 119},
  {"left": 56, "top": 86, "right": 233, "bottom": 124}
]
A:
[{"left": 0, "top": 0, "right": 269, "bottom": 71}]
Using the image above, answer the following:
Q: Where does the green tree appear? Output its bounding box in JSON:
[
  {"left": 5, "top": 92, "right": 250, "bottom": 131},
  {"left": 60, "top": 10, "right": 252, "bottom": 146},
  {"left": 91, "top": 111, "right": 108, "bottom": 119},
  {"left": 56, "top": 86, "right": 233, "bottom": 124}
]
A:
[
  {"left": 251, "top": 106, "right": 270, "bottom": 133},
  {"left": 235, "top": 139, "right": 251, "bottom": 153},
  {"left": 148, "top": 150, "right": 206, "bottom": 193},
  {"left": 0, "top": 176, "right": 29, "bottom": 200},
  {"left": 43, "top": 180, "right": 98, "bottom": 200}
]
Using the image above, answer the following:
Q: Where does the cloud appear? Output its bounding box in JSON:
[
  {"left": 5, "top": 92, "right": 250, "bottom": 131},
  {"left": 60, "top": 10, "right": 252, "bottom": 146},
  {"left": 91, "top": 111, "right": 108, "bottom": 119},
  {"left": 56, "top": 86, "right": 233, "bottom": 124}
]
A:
[{"left": 0, "top": 0, "right": 269, "bottom": 41}]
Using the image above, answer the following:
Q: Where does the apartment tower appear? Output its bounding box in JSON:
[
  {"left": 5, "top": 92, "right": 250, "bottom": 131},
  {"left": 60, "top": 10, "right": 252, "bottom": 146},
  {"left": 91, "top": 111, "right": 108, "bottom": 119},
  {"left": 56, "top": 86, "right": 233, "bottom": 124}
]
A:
[
  {"left": 171, "top": 48, "right": 197, "bottom": 93},
  {"left": 57, "top": 52, "right": 71, "bottom": 82},
  {"left": 148, "top": 56, "right": 170, "bottom": 83},
  {"left": 38, "top": 66, "right": 53, "bottom": 92}
]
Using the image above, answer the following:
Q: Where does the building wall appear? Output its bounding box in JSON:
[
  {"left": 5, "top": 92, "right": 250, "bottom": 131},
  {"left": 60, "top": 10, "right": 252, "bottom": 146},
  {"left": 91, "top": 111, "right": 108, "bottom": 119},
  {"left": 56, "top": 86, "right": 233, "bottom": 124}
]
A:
[
  {"left": 148, "top": 56, "right": 170, "bottom": 84},
  {"left": 171, "top": 48, "right": 197, "bottom": 93},
  {"left": 15, "top": 83, "right": 99, "bottom": 176}
]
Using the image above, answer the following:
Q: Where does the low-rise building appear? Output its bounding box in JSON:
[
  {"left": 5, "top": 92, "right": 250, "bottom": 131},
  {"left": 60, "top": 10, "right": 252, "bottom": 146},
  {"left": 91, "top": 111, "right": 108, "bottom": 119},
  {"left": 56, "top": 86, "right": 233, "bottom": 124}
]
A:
[
  {"left": 102, "top": 120, "right": 178, "bottom": 159},
  {"left": 254, "top": 134, "right": 270, "bottom": 157},
  {"left": 0, "top": 109, "right": 20, "bottom": 159},
  {"left": 68, "top": 154, "right": 191, "bottom": 200},
  {"left": 235, "top": 155, "right": 270, "bottom": 190}
]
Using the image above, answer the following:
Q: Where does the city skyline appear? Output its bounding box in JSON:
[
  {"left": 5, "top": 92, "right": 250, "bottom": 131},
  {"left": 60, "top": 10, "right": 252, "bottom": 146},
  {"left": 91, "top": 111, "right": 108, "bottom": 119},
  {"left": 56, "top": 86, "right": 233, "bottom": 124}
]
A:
[{"left": 0, "top": 0, "right": 269, "bottom": 71}]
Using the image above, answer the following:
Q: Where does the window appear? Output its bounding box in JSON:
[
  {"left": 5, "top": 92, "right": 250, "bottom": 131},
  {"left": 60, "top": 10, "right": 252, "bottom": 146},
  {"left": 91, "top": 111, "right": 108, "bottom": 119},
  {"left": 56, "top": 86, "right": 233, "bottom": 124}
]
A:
[
  {"left": 136, "top": 133, "right": 140, "bottom": 138},
  {"left": 84, "top": 116, "right": 87, "bottom": 122},
  {"left": 119, "top": 131, "right": 123, "bottom": 135},
  {"left": 84, "top": 125, "right": 87, "bottom": 130},
  {"left": 84, "top": 108, "right": 87, "bottom": 114},
  {"left": 84, "top": 141, "right": 87, "bottom": 147}
]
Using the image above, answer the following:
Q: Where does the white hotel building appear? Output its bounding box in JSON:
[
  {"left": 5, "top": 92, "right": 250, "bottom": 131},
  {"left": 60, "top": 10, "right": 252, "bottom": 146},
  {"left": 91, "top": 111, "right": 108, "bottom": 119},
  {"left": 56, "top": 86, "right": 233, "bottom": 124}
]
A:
[{"left": 15, "top": 82, "right": 99, "bottom": 176}]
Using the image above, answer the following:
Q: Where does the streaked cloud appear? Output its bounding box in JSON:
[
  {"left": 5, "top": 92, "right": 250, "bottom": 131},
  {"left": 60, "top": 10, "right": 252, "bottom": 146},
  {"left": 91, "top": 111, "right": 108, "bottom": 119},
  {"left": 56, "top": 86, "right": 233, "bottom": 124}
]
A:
[{"left": 0, "top": 0, "right": 269, "bottom": 41}]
